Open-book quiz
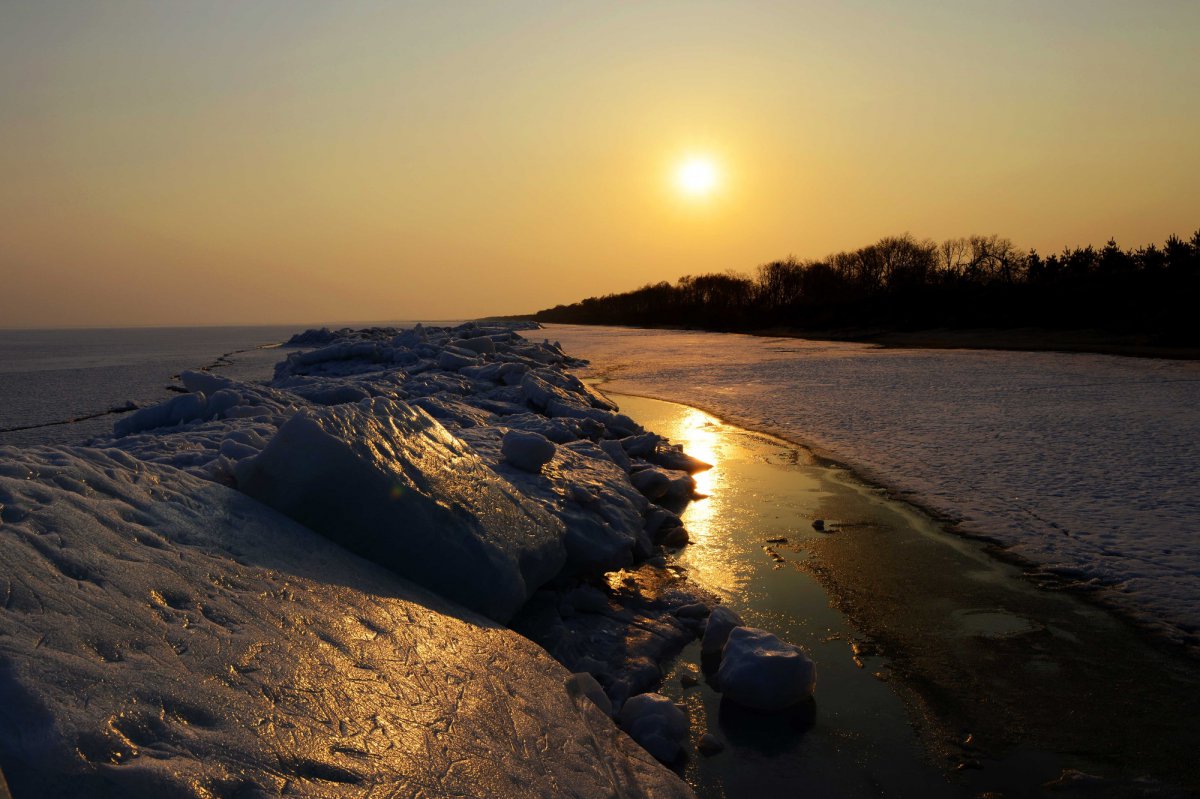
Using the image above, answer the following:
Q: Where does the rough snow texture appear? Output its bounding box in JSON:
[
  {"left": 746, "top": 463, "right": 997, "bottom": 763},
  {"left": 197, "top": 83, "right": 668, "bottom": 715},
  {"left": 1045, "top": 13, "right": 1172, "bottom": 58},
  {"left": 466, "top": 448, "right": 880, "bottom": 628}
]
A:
[
  {"left": 93, "top": 323, "right": 705, "bottom": 618},
  {"left": 716, "top": 627, "right": 817, "bottom": 711},
  {"left": 542, "top": 324, "right": 1200, "bottom": 646},
  {"left": 0, "top": 446, "right": 690, "bottom": 799},
  {"left": 0, "top": 322, "right": 722, "bottom": 794},
  {"left": 236, "top": 398, "right": 566, "bottom": 622},
  {"left": 92, "top": 322, "right": 714, "bottom": 708}
]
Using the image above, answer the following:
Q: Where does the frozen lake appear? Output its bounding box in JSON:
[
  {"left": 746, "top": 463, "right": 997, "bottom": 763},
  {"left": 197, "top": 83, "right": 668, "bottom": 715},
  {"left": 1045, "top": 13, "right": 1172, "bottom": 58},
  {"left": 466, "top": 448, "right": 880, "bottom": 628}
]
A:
[
  {"left": 0, "top": 326, "right": 299, "bottom": 446},
  {"left": 541, "top": 324, "right": 1200, "bottom": 649}
]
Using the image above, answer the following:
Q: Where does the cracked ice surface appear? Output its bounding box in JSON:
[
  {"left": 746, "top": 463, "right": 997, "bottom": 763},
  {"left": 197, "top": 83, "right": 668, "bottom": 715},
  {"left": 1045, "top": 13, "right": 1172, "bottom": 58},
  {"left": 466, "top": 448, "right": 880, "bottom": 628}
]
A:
[
  {"left": 541, "top": 324, "right": 1200, "bottom": 647},
  {"left": 0, "top": 445, "right": 691, "bottom": 798}
]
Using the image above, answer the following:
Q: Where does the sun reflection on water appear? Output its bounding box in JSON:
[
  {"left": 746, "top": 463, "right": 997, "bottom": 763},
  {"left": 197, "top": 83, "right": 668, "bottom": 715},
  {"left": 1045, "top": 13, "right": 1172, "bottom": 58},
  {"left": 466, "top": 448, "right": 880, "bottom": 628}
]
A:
[
  {"left": 674, "top": 408, "right": 722, "bottom": 544},
  {"left": 604, "top": 393, "right": 766, "bottom": 600},
  {"left": 665, "top": 406, "right": 751, "bottom": 599}
]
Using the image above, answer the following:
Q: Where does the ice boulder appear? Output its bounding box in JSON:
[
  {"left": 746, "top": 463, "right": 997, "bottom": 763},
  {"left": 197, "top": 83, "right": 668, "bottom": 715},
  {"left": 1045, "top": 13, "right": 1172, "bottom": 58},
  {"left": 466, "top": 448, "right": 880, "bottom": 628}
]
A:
[
  {"left": 520, "top": 372, "right": 577, "bottom": 412},
  {"left": 438, "top": 349, "right": 479, "bottom": 371},
  {"left": 501, "top": 429, "right": 557, "bottom": 473},
  {"left": 236, "top": 397, "right": 566, "bottom": 622},
  {"left": 112, "top": 391, "right": 207, "bottom": 436},
  {"left": 716, "top": 627, "right": 816, "bottom": 711},
  {"left": 618, "top": 693, "right": 690, "bottom": 763},
  {"left": 455, "top": 335, "right": 497, "bottom": 354},
  {"left": 630, "top": 467, "right": 671, "bottom": 500},
  {"left": 565, "top": 672, "right": 613, "bottom": 716},
  {"left": 701, "top": 605, "right": 744, "bottom": 656},
  {"left": 600, "top": 439, "right": 633, "bottom": 471},
  {"left": 697, "top": 733, "right": 725, "bottom": 755}
]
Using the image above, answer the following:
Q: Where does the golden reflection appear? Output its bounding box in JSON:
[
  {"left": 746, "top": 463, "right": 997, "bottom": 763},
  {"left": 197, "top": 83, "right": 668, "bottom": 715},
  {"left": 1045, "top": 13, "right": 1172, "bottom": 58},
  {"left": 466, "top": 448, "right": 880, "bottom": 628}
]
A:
[
  {"left": 674, "top": 408, "right": 722, "bottom": 545},
  {"left": 609, "top": 395, "right": 752, "bottom": 600}
]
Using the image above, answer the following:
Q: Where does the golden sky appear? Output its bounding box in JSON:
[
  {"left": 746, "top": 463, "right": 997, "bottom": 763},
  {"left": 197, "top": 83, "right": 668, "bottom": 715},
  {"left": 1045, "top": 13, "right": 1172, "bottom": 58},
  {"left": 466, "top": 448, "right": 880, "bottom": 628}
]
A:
[{"left": 2, "top": 1, "right": 1198, "bottom": 327}]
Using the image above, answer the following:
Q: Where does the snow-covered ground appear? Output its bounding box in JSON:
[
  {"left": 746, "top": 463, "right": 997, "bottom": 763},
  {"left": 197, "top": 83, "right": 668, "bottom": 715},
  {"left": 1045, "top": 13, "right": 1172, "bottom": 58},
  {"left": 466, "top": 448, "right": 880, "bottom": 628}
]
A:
[
  {"left": 0, "top": 445, "right": 687, "bottom": 798},
  {"left": 541, "top": 324, "right": 1200, "bottom": 647},
  {"left": 0, "top": 323, "right": 715, "bottom": 797}
]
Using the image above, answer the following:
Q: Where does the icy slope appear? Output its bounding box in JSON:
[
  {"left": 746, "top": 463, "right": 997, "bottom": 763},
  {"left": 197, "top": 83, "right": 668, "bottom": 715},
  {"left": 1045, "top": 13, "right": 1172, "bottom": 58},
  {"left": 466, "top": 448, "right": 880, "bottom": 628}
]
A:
[
  {"left": 0, "top": 445, "right": 691, "bottom": 798},
  {"left": 237, "top": 398, "right": 567, "bottom": 622},
  {"left": 542, "top": 324, "right": 1200, "bottom": 647},
  {"left": 97, "top": 323, "right": 703, "bottom": 628}
]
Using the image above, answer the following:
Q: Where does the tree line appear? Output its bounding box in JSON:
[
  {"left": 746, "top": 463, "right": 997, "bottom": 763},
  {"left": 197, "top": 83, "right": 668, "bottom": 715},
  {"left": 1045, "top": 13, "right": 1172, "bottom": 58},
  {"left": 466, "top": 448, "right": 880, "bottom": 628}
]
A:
[{"left": 533, "top": 231, "right": 1200, "bottom": 343}]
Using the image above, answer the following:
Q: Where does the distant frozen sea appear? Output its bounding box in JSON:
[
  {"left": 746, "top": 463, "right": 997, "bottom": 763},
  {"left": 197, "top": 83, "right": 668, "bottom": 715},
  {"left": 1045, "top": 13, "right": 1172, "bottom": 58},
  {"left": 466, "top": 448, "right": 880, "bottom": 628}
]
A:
[
  {"left": 543, "top": 324, "right": 1200, "bottom": 646},
  {"left": 0, "top": 326, "right": 305, "bottom": 446}
]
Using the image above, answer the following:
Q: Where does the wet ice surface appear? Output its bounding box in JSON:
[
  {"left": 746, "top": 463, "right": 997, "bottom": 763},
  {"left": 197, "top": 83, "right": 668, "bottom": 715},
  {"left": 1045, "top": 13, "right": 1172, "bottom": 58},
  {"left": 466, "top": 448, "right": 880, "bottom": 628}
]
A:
[
  {"left": 615, "top": 396, "right": 954, "bottom": 798},
  {"left": 542, "top": 325, "right": 1200, "bottom": 648}
]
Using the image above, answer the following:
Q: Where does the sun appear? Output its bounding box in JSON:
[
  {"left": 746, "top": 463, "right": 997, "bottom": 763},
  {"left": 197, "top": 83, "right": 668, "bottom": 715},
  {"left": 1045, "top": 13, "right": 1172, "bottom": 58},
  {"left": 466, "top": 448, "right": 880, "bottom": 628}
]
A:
[{"left": 676, "top": 157, "right": 719, "bottom": 197}]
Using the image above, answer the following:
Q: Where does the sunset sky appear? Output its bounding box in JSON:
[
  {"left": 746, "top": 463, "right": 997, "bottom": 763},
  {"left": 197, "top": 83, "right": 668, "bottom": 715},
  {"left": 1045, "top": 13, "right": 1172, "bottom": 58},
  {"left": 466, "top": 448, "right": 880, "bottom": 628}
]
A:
[{"left": 2, "top": 1, "right": 1198, "bottom": 328}]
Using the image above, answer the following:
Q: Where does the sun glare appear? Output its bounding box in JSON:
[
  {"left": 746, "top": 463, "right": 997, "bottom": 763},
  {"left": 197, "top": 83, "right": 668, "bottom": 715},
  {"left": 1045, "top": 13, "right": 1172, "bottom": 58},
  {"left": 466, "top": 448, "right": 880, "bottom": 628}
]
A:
[{"left": 676, "top": 157, "right": 719, "bottom": 197}]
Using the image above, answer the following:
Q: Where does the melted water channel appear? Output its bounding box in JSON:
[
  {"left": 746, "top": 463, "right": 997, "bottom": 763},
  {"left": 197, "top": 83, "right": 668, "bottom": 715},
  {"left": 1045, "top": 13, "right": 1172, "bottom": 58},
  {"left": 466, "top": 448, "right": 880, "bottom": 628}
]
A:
[
  {"left": 619, "top": 394, "right": 954, "bottom": 797},
  {"left": 615, "top": 393, "right": 1200, "bottom": 798}
]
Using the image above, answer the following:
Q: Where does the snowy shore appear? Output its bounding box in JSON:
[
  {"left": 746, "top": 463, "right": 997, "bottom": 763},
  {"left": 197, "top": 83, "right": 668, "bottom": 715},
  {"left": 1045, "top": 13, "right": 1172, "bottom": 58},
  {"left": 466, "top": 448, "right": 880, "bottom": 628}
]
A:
[
  {"left": 0, "top": 323, "right": 731, "bottom": 797},
  {"left": 542, "top": 324, "right": 1200, "bottom": 651}
]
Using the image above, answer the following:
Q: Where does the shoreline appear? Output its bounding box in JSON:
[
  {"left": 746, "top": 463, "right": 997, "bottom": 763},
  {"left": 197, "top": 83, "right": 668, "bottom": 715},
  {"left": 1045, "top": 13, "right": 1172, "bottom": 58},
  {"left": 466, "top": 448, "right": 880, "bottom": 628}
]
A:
[
  {"left": 534, "top": 320, "right": 1200, "bottom": 361},
  {"left": 592, "top": 381, "right": 1200, "bottom": 662},
  {"left": 610, "top": 390, "right": 1200, "bottom": 792},
  {"left": 810, "top": 326, "right": 1200, "bottom": 360},
  {"left": 542, "top": 320, "right": 1200, "bottom": 662}
]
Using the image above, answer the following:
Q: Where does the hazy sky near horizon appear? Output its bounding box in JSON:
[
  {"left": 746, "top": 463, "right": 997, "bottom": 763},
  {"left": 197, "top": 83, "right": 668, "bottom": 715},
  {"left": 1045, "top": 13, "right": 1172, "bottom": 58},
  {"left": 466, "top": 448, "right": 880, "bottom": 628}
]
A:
[{"left": 2, "top": 1, "right": 1198, "bottom": 328}]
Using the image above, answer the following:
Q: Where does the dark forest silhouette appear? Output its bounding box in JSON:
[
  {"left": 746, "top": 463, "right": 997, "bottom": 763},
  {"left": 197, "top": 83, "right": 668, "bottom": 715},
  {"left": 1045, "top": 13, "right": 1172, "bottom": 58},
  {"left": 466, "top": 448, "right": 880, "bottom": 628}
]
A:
[{"left": 535, "top": 231, "right": 1200, "bottom": 344}]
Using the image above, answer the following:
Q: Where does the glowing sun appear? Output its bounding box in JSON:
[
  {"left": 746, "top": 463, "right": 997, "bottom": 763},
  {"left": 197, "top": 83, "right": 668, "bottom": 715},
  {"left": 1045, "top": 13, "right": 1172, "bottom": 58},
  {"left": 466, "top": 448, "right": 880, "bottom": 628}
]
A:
[{"left": 676, "top": 157, "right": 719, "bottom": 196}]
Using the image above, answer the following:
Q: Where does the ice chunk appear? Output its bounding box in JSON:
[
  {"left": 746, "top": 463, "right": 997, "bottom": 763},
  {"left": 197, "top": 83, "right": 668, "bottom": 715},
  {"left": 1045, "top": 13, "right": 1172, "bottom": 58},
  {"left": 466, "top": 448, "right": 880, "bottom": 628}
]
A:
[
  {"left": 618, "top": 693, "right": 689, "bottom": 763},
  {"left": 438, "top": 349, "right": 479, "bottom": 371},
  {"left": 674, "top": 603, "right": 709, "bottom": 620},
  {"left": 621, "top": 433, "right": 663, "bottom": 458},
  {"left": 630, "top": 467, "right": 671, "bottom": 500},
  {"left": 501, "top": 430, "right": 557, "bottom": 473},
  {"left": 521, "top": 372, "right": 575, "bottom": 411},
  {"left": 112, "top": 391, "right": 207, "bottom": 436},
  {"left": 701, "top": 605, "right": 744, "bottom": 656},
  {"left": 499, "top": 361, "right": 530, "bottom": 386},
  {"left": 455, "top": 335, "right": 497, "bottom": 354},
  {"left": 600, "top": 439, "right": 633, "bottom": 471},
  {"left": 461, "top": 428, "right": 650, "bottom": 574},
  {"left": 716, "top": 627, "right": 816, "bottom": 711},
  {"left": 236, "top": 397, "right": 566, "bottom": 622},
  {"left": 565, "top": 672, "right": 613, "bottom": 716},
  {"left": 698, "top": 733, "right": 725, "bottom": 755},
  {"left": 650, "top": 445, "right": 713, "bottom": 475},
  {"left": 409, "top": 395, "right": 495, "bottom": 429}
]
